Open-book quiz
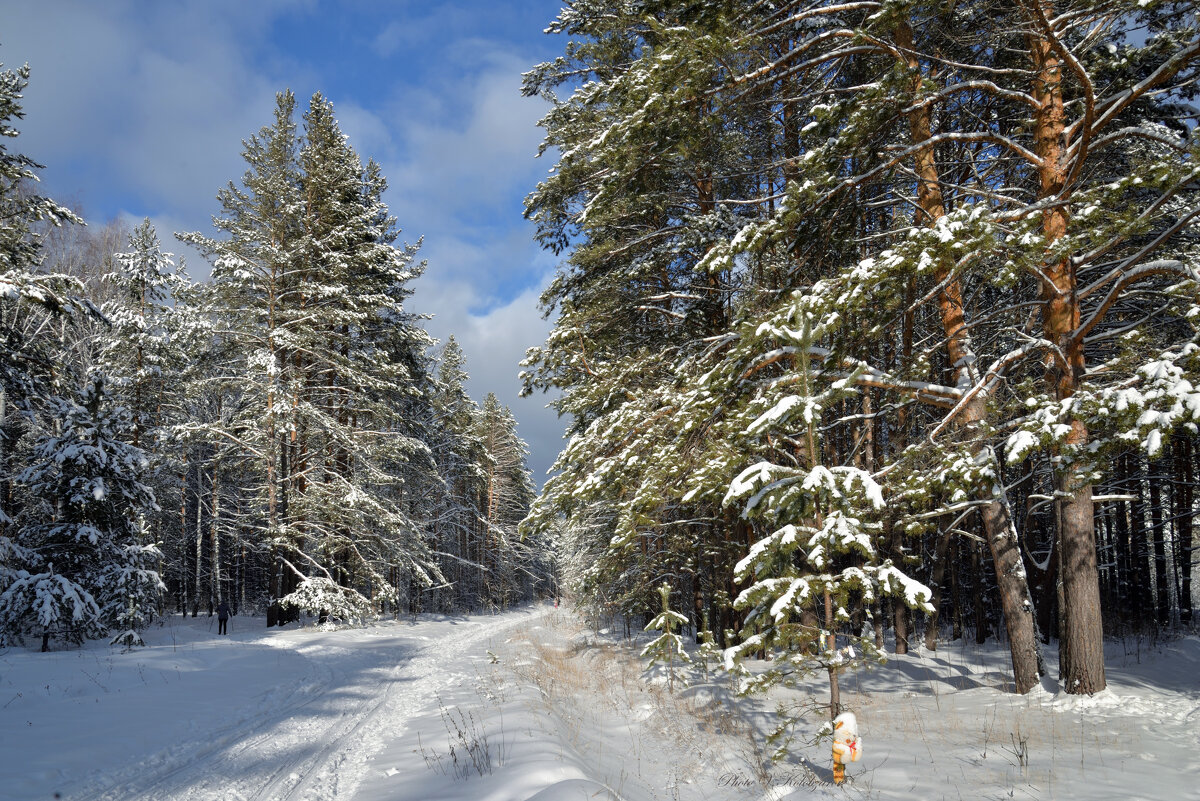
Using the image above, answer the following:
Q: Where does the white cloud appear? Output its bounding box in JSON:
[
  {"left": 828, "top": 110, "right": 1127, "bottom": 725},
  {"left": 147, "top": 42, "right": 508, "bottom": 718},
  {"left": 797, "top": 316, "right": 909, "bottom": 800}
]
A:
[
  {"left": 379, "top": 47, "right": 550, "bottom": 247},
  {"left": 372, "top": 40, "right": 564, "bottom": 480},
  {"left": 417, "top": 277, "right": 562, "bottom": 486},
  {"left": 2, "top": 0, "right": 291, "bottom": 227}
]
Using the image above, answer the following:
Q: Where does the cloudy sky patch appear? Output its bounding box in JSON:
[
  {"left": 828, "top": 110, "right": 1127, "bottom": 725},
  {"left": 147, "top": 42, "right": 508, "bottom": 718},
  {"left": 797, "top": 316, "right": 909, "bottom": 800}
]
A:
[{"left": 0, "top": 0, "right": 567, "bottom": 482}]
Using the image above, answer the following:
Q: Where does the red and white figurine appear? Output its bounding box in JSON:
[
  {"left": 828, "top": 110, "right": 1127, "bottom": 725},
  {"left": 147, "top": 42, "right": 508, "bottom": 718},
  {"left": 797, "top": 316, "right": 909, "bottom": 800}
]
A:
[{"left": 831, "top": 712, "right": 861, "bottom": 784}]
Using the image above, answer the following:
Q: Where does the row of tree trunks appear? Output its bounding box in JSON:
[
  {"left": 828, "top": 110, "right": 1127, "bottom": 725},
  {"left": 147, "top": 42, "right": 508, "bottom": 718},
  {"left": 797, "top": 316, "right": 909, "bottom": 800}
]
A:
[{"left": 897, "top": 18, "right": 1042, "bottom": 693}]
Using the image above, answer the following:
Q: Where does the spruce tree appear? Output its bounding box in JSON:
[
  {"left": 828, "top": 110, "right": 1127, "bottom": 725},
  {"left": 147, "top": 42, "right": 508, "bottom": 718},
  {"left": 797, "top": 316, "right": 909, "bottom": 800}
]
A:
[
  {"left": 0, "top": 376, "right": 161, "bottom": 649},
  {"left": 0, "top": 61, "right": 93, "bottom": 641},
  {"left": 641, "top": 582, "right": 691, "bottom": 692},
  {"left": 99, "top": 219, "right": 184, "bottom": 450}
]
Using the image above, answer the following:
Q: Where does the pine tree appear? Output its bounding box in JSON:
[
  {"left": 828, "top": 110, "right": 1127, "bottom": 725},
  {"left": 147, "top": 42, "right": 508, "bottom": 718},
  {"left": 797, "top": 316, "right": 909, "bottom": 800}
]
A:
[
  {"left": 181, "top": 91, "right": 445, "bottom": 624},
  {"left": 525, "top": 0, "right": 1200, "bottom": 700},
  {"left": 474, "top": 393, "right": 536, "bottom": 605},
  {"left": 180, "top": 90, "right": 302, "bottom": 624},
  {"left": 521, "top": 0, "right": 764, "bottom": 638}
]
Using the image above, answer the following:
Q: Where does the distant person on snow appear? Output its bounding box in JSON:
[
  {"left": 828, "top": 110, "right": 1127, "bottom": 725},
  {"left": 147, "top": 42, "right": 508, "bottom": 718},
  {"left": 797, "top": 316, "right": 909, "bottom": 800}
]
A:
[{"left": 217, "top": 600, "right": 231, "bottom": 635}]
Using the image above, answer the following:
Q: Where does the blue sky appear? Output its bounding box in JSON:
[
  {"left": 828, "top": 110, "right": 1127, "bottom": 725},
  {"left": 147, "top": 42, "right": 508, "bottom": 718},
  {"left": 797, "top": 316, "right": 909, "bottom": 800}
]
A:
[{"left": 0, "top": 0, "right": 567, "bottom": 483}]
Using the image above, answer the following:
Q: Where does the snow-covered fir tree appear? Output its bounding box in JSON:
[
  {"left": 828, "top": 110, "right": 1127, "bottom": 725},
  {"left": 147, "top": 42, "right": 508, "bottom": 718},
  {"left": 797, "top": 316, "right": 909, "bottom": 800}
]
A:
[
  {"left": 474, "top": 392, "right": 538, "bottom": 606},
  {"left": 99, "top": 218, "right": 185, "bottom": 451},
  {"left": 423, "top": 336, "right": 489, "bottom": 609},
  {"left": 0, "top": 375, "right": 162, "bottom": 649},
  {"left": 0, "top": 60, "right": 85, "bottom": 528},
  {"left": 641, "top": 582, "right": 691, "bottom": 691},
  {"left": 0, "top": 61, "right": 99, "bottom": 649},
  {"left": 711, "top": 308, "right": 932, "bottom": 747}
]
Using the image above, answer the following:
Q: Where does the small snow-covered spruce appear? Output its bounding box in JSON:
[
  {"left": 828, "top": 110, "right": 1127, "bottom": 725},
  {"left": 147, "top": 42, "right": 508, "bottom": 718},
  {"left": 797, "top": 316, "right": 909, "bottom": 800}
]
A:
[
  {"left": 108, "top": 516, "right": 163, "bottom": 649},
  {"left": 641, "top": 582, "right": 691, "bottom": 691},
  {"left": 0, "top": 566, "right": 102, "bottom": 652},
  {"left": 2, "top": 375, "right": 162, "bottom": 650},
  {"left": 696, "top": 610, "right": 723, "bottom": 681},
  {"left": 714, "top": 309, "right": 932, "bottom": 756}
]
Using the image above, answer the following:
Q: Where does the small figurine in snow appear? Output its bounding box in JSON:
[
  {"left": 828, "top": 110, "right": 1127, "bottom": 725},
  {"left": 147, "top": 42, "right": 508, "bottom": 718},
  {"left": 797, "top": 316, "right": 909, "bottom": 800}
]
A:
[{"left": 831, "top": 711, "right": 861, "bottom": 785}]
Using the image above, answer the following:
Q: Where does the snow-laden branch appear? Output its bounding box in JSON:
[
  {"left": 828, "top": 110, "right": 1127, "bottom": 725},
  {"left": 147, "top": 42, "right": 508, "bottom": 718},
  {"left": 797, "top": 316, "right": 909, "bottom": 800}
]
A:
[
  {"left": 805, "top": 347, "right": 964, "bottom": 408},
  {"left": 731, "top": 27, "right": 858, "bottom": 89},
  {"left": 635, "top": 305, "right": 687, "bottom": 320},
  {"left": 899, "top": 80, "right": 1041, "bottom": 115},
  {"left": 750, "top": 3, "right": 882, "bottom": 39},
  {"left": 928, "top": 339, "right": 1062, "bottom": 443},
  {"left": 1072, "top": 125, "right": 1191, "bottom": 161},
  {"left": 1079, "top": 168, "right": 1200, "bottom": 267}
]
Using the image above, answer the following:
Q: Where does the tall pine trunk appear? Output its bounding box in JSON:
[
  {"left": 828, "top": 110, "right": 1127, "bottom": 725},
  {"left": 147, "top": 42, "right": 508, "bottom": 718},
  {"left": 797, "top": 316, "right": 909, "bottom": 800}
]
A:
[
  {"left": 210, "top": 463, "right": 221, "bottom": 606},
  {"left": 265, "top": 261, "right": 283, "bottom": 627},
  {"left": 194, "top": 468, "right": 203, "bottom": 617},
  {"left": 1149, "top": 461, "right": 1170, "bottom": 625},
  {"left": 897, "top": 20, "right": 1041, "bottom": 692},
  {"left": 1028, "top": 7, "right": 1105, "bottom": 692},
  {"left": 924, "top": 529, "right": 954, "bottom": 651},
  {"left": 179, "top": 456, "right": 188, "bottom": 615}
]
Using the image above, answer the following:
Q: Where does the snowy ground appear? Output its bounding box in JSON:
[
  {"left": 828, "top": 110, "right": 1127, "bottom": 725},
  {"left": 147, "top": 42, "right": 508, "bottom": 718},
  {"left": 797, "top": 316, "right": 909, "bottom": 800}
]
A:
[{"left": 1, "top": 604, "right": 1197, "bottom": 800}]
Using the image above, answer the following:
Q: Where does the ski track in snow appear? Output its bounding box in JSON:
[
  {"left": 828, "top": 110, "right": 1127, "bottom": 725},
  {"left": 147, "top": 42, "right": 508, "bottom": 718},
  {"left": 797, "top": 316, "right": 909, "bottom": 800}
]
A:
[{"left": 73, "top": 609, "right": 541, "bottom": 801}]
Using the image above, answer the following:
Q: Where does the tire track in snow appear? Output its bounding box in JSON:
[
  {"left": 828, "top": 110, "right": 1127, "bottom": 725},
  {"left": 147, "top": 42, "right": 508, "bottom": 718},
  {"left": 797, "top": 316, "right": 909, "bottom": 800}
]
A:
[
  {"left": 266, "top": 609, "right": 542, "bottom": 801},
  {"left": 73, "top": 609, "right": 541, "bottom": 801}
]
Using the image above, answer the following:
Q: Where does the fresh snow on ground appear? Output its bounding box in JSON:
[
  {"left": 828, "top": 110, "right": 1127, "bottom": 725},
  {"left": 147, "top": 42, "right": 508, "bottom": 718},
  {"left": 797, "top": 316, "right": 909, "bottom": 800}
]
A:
[{"left": 0, "top": 603, "right": 1197, "bottom": 800}]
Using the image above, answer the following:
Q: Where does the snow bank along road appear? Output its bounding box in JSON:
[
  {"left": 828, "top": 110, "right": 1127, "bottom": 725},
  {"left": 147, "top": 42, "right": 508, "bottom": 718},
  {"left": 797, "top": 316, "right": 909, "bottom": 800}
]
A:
[{"left": 0, "top": 606, "right": 547, "bottom": 801}]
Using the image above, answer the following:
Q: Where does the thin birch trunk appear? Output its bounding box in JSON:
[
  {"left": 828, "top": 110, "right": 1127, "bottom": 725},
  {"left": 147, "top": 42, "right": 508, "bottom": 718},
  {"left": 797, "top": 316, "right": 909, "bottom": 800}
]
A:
[{"left": 210, "top": 463, "right": 221, "bottom": 606}]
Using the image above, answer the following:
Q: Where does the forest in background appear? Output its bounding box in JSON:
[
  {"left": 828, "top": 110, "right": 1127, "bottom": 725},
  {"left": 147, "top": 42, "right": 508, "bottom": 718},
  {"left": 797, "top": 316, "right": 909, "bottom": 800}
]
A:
[
  {"left": 0, "top": 75, "right": 547, "bottom": 651},
  {"left": 520, "top": 0, "right": 1200, "bottom": 715}
]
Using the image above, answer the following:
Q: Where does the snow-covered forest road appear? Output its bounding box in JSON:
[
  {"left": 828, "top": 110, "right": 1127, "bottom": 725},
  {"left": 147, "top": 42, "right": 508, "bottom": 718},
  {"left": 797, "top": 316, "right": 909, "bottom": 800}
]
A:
[
  {"left": 3, "top": 606, "right": 547, "bottom": 801},
  {"left": 6, "top": 602, "right": 1200, "bottom": 801}
]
